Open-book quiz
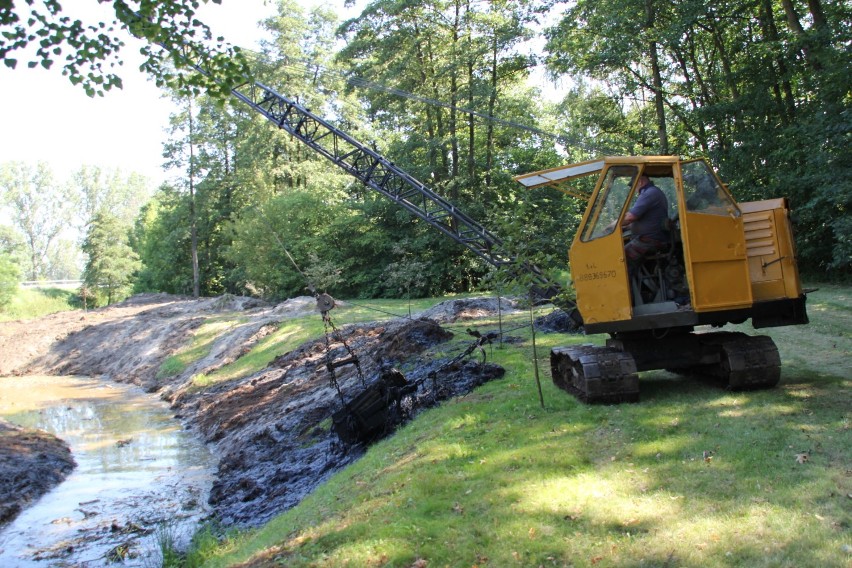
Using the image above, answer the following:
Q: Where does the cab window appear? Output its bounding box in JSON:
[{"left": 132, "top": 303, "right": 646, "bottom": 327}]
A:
[
  {"left": 682, "top": 160, "right": 740, "bottom": 217},
  {"left": 580, "top": 166, "right": 638, "bottom": 242}
]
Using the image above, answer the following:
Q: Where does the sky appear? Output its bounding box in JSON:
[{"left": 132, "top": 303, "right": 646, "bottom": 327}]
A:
[{"left": 0, "top": 0, "right": 290, "bottom": 187}]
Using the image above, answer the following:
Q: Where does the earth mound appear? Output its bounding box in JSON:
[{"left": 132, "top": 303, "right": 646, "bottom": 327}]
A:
[{"left": 0, "top": 419, "right": 75, "bottom": 527}]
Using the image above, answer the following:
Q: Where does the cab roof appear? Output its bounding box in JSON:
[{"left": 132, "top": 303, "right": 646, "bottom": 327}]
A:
[{"left": 514, "top": 156, "right": 682, "bottom": 190}]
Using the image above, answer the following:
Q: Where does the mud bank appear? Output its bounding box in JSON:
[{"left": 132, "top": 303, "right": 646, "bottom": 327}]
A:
[
  {"left": 0, "top": 376, "right": 215, "bottom": 565},
  {"left": 0, "top": 419, "right": 75, "bottom": 527},
  {"left": 0, "top": 294, "right": 516, "bottom": 528},
  {"left": 178, "top": 318, "right": 504, "bottom": 525}
]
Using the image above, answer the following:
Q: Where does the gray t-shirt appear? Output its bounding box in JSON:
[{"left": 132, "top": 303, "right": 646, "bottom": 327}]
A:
[{"left": 628, "top": 184, "right": 668, "bottom": 242}]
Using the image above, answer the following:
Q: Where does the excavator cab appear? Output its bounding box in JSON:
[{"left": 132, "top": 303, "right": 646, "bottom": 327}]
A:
[{"left": 515, "top": 156, "right": 809, "bottom": 403}]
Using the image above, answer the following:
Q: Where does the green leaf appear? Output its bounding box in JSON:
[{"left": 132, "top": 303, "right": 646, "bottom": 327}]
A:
[{"left": 3, "top": 58, "right": 16, "bottom": 69}]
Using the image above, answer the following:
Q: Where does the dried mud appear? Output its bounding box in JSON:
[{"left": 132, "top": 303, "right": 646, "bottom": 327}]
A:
[{"left": 0, "top": 293, "right": 514, "bottom": 528}]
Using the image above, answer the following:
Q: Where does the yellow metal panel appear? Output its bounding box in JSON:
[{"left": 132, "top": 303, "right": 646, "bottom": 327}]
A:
[
  {"left": 740, "top": 199, "right": 804, "bottom": 301},
  {"left": 680, "top": 211, "right": 753, "bottom": 311},
  {"left": 570, "top": 232, "right": 632, "bottom": 325}
]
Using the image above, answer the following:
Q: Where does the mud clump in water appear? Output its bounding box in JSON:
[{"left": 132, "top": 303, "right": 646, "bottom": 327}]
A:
[{"left": 0, "top": 418, "right": 75, "bottom": 527}]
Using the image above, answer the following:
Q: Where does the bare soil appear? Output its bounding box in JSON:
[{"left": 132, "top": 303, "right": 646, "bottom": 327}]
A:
[
  {"left": 0, "top": 293, "right": 509, "bottom": 527},
  {"left": 0, "top": 418, "right": 75, "bottom": 527}
]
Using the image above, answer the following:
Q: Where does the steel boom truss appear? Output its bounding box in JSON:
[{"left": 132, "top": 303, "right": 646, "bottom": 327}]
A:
[{"left": 229, "top": 81, "right": 561, "bottom": 299}]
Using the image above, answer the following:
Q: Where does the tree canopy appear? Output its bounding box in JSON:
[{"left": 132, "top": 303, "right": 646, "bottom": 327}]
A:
[
  {"left": 126, "top": 0, "right": 851, "bottom": 300},
  {"left": 0, "top": 0, "right": 250, "bottom": 96}
]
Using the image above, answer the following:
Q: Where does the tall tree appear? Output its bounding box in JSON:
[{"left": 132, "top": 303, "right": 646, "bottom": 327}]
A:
[
  {"left": 72, "top": 166, "right": 152, "bottom": 228},
  {"left": 81, "top": 211, "right": 141, "bottom": 305},
  {"left": 162, "top": 95, "right": 202, "bottom": 297},
  {"left": 545, "top": 0, "right": 852, "bottom": 275},
  {"left": 334, "top": 0, "right": 562, "bottom": 292},
  {"left": 0, "top": 162, "right": 75, "bottom": 280},
  {"left": 135, "top": 0, "right": 366, "bottom": 298},
  {"left": 131, "top": 184, "right": 195, "bottom": 295},
  {"left": 0, "top": 225, "right": 23, "bottom": 308}
]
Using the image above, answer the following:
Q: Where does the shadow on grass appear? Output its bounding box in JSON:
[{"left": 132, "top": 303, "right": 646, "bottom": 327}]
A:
[{"left": 225, "top": 361, "right": 851, "bottom": 567}]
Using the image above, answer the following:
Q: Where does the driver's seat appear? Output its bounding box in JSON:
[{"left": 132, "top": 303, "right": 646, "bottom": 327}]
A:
[{"left": 631, "top": 218, "right": 676, "bottom": 306}]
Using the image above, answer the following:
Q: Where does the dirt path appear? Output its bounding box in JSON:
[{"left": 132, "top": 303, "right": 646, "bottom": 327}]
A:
[{"left": 0, "top": 293, "right": 510, "bottom": 527}]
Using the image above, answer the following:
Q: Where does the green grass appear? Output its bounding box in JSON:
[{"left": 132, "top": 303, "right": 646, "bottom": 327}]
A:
[
  {"left": 156, "top": 317, "right": 248, "bottom": 381},
  {"left": 179, "top": 285, "right": 851, "bottom": 568},
  {"left": 0, "top": 287, "right": 78, "bottom": 321}
]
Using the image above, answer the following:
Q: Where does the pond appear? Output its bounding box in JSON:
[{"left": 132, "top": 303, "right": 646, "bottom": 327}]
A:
[{"left": 0, "top": 376, "right": 214, "bottom": 566}]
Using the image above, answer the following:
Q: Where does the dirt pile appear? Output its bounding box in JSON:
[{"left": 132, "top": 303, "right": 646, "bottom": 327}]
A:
[
  {"left": 0, "top": 293, "right": 181, "bottom": 376},
  {"left": 6, "top": 294, "right": 318, "bottom": 392},
  {"left": 0, "top": 419, "right": 75, "bottom": 527},
  {"left": 418, "top": 296, "right": 518, "bottom": 323},
  {"left": 534, "top": 307, "right": 583, "bottom": 333}
]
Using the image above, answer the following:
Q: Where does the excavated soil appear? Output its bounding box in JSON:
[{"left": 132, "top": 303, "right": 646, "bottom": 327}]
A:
[
  {"left": 0, "top": 294, "right": 513, "bottom": 527},
  {"left": 0, "top": 419, "right": 75, "bottom": 527}
]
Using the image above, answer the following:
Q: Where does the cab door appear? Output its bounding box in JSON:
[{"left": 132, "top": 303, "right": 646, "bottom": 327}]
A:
[
  {"left": 569, "top": 165, "right": 637, "bottom": 325},
  {"left": 677, "top": 160, "right": 753, "bottom": 311}
]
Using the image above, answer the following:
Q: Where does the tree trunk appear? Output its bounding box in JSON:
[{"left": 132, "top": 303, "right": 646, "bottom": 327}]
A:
[
  {"left": 484, "top": 34, "right": 498, "bottom": 190},
  {"left": 645, "top": 0, "right": 669, "bottom": 154},
  {"left": 449, "top": 0, "right": 461, "bottom": 200},
  {"left": 426, "top": 35, "right": 449, "bottom": 180},
  {"left": 806, "top": 0, "right": 828, "bottom": 32},
  {"left": 672, "top": 44, "right": 710, "bottom": 154},
  {"left": 466, "top": 0, "right": 475, "bottom": 192},
  {"left": 760, "top": 0, "right": 797, "bottom": 120},
  {"left": 188, "top": 96, "right": 200, "bottom": 298},
  {"left": 781, "top": 0, "right": 827, "bottom": 70},
  {"left": 414, "top": 22, "right": 438, "bottom": 178}
]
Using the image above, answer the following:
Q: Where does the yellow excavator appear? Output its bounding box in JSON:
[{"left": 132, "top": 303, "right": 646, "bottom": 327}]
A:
[
  {"left": 516, "top": 156, "right": 809, "bottom": 403},
  {"left": 155, "top": 38, "right": 806, "bottom": 405}
]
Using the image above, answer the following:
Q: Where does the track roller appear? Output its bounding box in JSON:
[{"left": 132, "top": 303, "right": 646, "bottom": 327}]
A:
[
  {"left": 700, "top": 332, "right": 781, "bottom": 390},
  {"left": 550, "top": 345, "right": 640, "bottom": 404}
]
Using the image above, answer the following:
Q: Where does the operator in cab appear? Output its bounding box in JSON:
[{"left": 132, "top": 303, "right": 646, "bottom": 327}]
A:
[{"left": 621, "top": 174, "right": 669, "bottom": 270}]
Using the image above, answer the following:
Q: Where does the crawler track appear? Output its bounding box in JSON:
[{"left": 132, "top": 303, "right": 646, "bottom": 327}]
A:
[
  {"left": 696, "top": 332, "right": 781, "bottom": 390},
  {"left": 551, "top": 345, "right": 640, "bottom": 404}
]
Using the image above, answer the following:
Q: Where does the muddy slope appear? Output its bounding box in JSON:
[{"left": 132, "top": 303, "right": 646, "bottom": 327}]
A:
[
  {"left": 13, "top": 293, "right": 275, "bottom": 391},
  {"left": 0, "top": 419, "right": 75, "bottom": 527},
  {"left": 178, "top": 316, "right": 504, "bottom": 526},
  {"left": 0, "top": 294, "right": 511, "bottom": 527}
]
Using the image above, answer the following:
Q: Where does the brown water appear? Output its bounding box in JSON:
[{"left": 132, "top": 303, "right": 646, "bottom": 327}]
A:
[{"left": 0, "top": 376, "right": 214, "bottom": 566}]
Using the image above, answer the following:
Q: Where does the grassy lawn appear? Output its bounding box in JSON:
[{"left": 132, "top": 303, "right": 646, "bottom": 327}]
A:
[
  {"left": 181, "top": 286, "right": 851, "bottom": 567},
  {"left": 0, "top": 287, "right": 78, "bottom": 321}
]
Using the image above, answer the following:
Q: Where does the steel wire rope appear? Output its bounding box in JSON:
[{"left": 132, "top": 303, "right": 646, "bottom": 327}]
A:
[
  {"left": 250, "top": 205, "right": 515, "bottom": 371},
  {"left": 337, "top": 298, "right": 412, "bottom": 321},
  {"left": 340, "top": 296, "right": 534, "bottom": 339},
  {"left": 251, "top": 203, "right": 366, "bottom": 397}
]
